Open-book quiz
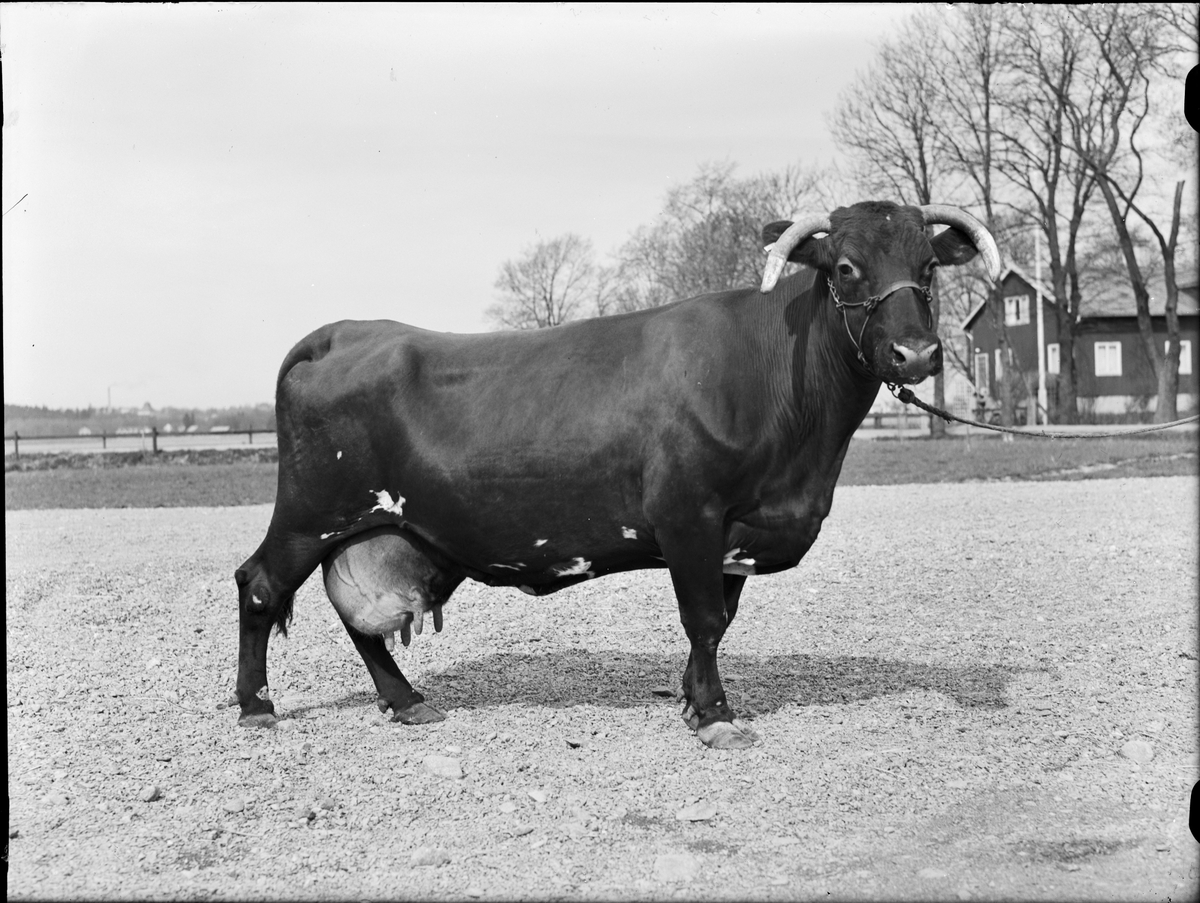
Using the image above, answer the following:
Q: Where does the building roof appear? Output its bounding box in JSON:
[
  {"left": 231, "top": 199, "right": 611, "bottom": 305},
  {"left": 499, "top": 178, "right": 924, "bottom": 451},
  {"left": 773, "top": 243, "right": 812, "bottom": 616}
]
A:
[
  {"left": 959, "top": 265, "right": 1056, "bottom": 331},
  {"left": 1079, "top": 269, "right": 1199, "bottom": 318},
  {"left": 960, "top": 266, "right": 1199, "bottom": 332}
]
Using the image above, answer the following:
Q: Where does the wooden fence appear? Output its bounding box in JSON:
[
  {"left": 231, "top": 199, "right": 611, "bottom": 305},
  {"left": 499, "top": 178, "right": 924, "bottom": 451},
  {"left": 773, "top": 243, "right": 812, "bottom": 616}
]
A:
[{"left": 5, "top": 428, "right": 277, "bottom": 457}]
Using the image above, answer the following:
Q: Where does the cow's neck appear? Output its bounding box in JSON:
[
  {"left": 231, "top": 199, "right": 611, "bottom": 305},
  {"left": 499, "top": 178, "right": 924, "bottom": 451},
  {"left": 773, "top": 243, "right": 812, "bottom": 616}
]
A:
[{"left": 778, "top": 270, "right": 880, "bottom": 482}]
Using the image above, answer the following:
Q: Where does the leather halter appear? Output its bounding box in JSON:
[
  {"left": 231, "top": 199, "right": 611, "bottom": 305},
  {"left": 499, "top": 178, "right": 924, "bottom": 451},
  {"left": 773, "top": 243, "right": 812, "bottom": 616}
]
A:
[{"left": 826, "top": 276, "right": 933, "bottom": 377}]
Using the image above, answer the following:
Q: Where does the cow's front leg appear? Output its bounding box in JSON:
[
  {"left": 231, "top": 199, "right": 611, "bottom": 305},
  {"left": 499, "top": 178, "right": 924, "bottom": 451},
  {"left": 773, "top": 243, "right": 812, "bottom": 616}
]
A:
[
  {"left": 340, "top": 619, "right": 446, "bottom": 725},
  {"left": 662, "top": 535, "right": 758, "bottom": 750}
]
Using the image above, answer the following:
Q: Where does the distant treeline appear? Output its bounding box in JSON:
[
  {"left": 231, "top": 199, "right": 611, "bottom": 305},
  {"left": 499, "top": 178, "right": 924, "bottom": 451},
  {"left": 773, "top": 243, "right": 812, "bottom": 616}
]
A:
[{"left": 4, "top": 403, "right": 276, "bottom": 438}]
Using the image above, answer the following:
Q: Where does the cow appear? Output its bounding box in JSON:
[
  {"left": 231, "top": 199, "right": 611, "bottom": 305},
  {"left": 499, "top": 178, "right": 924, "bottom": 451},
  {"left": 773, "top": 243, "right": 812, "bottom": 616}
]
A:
[{"left": 233, "top": 200, "right": 1001, "bottom": 749}]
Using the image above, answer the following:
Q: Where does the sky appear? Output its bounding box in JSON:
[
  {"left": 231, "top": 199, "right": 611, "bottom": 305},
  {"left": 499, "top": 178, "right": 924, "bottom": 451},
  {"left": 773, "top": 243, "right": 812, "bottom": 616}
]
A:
[{"left": 3, "top": 2, "right": 918, "bottom": 410}]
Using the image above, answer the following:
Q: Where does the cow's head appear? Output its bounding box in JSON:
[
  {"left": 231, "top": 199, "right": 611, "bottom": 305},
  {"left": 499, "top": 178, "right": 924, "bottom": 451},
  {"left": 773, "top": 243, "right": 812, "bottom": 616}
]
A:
[{"left": 759, "top": 201, "right": 1001, "bottom": 385}]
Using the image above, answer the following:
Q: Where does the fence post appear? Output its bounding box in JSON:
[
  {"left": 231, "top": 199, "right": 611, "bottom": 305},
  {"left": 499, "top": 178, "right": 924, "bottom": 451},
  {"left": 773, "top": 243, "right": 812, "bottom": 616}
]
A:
[
  {"left": 152, "top": 427, "right": 159, "bottom": 454},
  {"left": 12, "top": 431, "right": 18, "bottom": 458},
  {"left": 248, "top": 428, "right": 254, "bottom": 445},
  {"left": 102, "top": 430, "right": 107, "bottom": 450}
]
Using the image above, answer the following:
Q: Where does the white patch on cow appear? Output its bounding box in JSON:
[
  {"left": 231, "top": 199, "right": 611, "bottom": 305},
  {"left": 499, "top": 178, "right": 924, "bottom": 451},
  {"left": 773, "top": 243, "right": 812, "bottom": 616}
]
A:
[
  {"left": 621, "top": 527, "right": 637, "bottom": 540},
  {"left": 336, "top": 450, "right": 342, "bottom": 460},
  {"left": 491, "top": 563, "right": 522, "bottom": 571},
  {"left": 534, "top": 539, "right": 548, "bottom": 547},
  {"left": 320, "top": 531, "right": 339, "bottom": 540},
  {"left": 553, "top": 557, "right": 593, "bottom": 578},
  {"left": 370, "top": 489, "right": 406, "bottom": 516},
  {"left": 722, "top": 549, "right": 756, "bottom": 576}
]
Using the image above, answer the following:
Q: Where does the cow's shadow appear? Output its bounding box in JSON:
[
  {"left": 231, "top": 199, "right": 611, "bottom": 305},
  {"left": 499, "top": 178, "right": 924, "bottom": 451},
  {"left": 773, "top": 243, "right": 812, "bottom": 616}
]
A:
[{"left": 308, "top": 650, "right": 1015, "bottom": 716}]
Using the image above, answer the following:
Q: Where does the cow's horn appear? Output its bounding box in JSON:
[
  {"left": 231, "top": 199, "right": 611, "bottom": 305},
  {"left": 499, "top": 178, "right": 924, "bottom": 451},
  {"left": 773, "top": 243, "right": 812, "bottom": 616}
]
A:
[
  {"left": 759, "top": 213, "right": 832, "bottom": 293},
  {"left": 919, "top": 205, "right": 1002, "bottom": 283}
]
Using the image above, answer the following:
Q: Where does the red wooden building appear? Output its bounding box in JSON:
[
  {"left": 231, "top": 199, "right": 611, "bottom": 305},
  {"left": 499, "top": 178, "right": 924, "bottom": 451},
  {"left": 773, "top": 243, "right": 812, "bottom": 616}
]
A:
[{"left": 961, "top": 267, "right": 1199, "bottom": 418}]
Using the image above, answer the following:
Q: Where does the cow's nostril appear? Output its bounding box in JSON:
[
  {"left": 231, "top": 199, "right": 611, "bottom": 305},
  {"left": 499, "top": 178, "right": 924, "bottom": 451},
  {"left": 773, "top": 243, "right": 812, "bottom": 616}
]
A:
[{"left": 892, "top": 343, "right": 918, "bottom": 367}]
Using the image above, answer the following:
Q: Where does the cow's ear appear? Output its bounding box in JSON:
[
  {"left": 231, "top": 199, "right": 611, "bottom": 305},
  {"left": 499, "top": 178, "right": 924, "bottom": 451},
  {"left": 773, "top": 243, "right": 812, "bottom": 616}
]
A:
[
  {"left": 762, "top": 220, "right": 793, "bottom": 248},
  {"left": 763, "top": 220, "right": 835, "bottom": 271},
  {"left": 931, "top": 226, "right": 980, "bottom": 267},
  {"left": 793, "top": 236, "right": 835, "bottom": 272}
]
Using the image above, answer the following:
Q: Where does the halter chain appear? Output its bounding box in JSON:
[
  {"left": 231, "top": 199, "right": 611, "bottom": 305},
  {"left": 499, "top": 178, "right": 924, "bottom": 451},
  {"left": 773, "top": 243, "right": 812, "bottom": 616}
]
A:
[{"left": 826, "top": 276, "right": 932, "bottom": 380}]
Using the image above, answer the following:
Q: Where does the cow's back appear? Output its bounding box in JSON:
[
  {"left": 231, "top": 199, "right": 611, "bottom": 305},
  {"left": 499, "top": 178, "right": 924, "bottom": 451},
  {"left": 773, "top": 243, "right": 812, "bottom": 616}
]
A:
[{"left": 275, "top": 293, "right": 775, "bottom": 457}]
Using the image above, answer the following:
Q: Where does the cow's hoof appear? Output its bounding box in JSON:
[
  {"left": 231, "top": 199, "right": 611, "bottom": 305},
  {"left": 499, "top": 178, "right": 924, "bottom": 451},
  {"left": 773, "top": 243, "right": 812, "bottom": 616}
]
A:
[
  {"left": 697, "top": 719, "right": 759, "bottom": 749},
  {"left": 680, "top": 701, "right": 700, "bottom": 732},
  {"left": 390, "top": 701, "right": 446, "bottom": 725},
  {"left": 238, "top": 711, "right": 278, "bottom": 729}
]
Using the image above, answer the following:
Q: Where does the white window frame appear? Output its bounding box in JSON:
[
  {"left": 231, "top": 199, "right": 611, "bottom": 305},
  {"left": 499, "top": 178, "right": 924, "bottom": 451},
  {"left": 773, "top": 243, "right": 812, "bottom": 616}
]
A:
[
  {"left": 1166, "top": 339, "right": 1192, "bottom": 375},
  {"left": 1004, "top": 294, "right": 1031, "bottom": 326},
  {"left": 974, "top": 351, "right": 990, "bottom": 395},
  {"left": 1094, "top": 341, "right": 1122, "bottom": 377},
  {"left": 994, "top": 348, "right": 1004, "bottom": 380},
  {"left": 1046, "top": 342, "right": 1060, "bottom": 375}
]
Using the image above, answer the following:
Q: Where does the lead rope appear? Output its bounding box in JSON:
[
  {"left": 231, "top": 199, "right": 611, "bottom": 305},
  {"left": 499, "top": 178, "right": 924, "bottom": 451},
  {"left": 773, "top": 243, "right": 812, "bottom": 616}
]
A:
[
  {"left": 826, "top": 276, "right": 1198, "bottom": 437},
  {"left": 888, "top": 384, "right": 1200, "bottom": 439}
]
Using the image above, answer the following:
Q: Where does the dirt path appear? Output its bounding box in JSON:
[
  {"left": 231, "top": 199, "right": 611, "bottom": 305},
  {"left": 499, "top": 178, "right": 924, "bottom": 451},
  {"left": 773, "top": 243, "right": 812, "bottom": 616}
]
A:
[{"left": 7, "top": 478, "right": 1198, "bottom": 900}]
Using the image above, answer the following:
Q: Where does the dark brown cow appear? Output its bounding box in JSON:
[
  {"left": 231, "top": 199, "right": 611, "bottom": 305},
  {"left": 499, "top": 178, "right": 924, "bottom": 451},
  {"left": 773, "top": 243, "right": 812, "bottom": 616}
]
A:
[{"left": 233, "top": 200, "right": 1000, "bottom": 749}]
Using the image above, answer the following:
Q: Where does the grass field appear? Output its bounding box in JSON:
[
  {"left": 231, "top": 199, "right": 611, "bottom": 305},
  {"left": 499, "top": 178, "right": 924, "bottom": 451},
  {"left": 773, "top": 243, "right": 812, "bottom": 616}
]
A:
[{"left": 4, "top": 433, "right": 1196, "bottom": 510}]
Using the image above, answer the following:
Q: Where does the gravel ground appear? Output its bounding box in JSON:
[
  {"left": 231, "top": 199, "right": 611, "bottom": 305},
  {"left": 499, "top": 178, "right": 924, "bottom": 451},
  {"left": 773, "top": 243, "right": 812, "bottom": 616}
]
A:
[{"left": 7, "top": 478, "right": 1199, "bottom": 901}]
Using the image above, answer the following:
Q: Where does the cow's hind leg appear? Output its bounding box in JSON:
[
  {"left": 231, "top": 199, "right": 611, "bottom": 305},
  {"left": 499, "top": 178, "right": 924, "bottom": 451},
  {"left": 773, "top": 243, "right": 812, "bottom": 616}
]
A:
[
  {"left": 322, "top": 527, "right": 464, "bottom": 723},
  {"left": 339, "top": 622, "right": 446, "bottom": 724},
  {"left": 234, "top": 534, "right": 323, "bottom": 727}
]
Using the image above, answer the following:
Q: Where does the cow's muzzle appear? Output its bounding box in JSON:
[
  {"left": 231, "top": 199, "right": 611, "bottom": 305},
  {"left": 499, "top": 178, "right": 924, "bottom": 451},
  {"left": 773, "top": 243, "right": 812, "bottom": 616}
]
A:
[{"left": 887, "top": 338, "right": 942, "bottom": 383}]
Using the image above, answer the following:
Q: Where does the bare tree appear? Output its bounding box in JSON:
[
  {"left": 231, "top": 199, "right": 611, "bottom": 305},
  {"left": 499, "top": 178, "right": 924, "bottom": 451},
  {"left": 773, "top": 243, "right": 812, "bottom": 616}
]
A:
[
  {"left": 605, "top": 161, "right": 822, "bottom": 315},
  {"left": 921, "top": 6, "right": 1033, "bottom": 427},
  {"left": 828, "top": 10, "right": 961, "bottom": 434},
  {"left": 1064, "top": 3, "right": 1197, "bottom": 421},
  {"left": 487, "top": 234, "right": 597, "bottom": 330},
  {"left": 989, "top": 5, "right": 1108, "bottom": 424}
]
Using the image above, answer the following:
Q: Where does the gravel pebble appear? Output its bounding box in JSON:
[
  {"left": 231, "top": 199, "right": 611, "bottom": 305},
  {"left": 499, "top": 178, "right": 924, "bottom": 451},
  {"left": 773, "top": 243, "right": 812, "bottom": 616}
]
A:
[
  {"left": 528, "top": 789, "right": 547, "bottom": 804},
  {"left": 675, "top": 801, "right": 717, "bottom": 821},
  {"left": 918, "top": 868, "right": 948, "bottom": 880},
  {"left": 424, "top": 755, "right": 463, "bottom": 779},
  {"left": 1118, "top": 740, "right": 1155, "bottom": 763},
  {"left": 139, "top": 785, "right": 161, "bottom": 803},
  {"left": 410, "top": 846, "right": 451, "bottom": 867},
  {"left": 221, "top": 797, "right": 245, "bottom": 813},
  {"left": 653, "top": 853, "right": 700, "bottom": 883}
]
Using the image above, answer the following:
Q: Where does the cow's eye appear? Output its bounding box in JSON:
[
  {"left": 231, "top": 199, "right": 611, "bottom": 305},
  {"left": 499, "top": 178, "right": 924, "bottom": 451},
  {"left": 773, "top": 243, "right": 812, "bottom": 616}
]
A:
[
  {"left": 837, "top": 260, "right": 858, "bottom": 279},
  {"left": 923, "top": 261, "right": 939, "bottom": 280}
]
